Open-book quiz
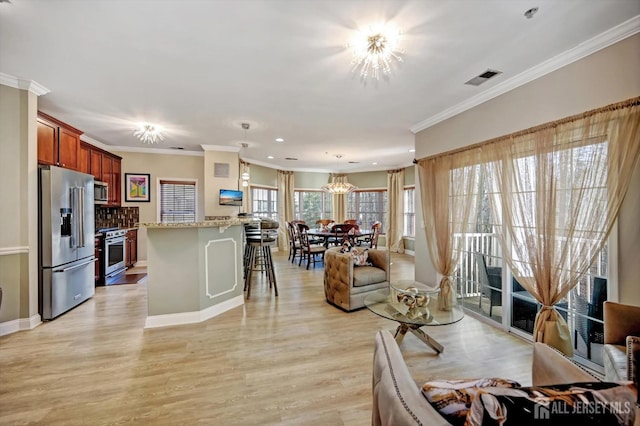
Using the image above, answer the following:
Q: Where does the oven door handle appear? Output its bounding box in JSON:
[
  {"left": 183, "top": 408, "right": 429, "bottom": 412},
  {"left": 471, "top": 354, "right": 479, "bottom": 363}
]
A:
[{"left": 53, "top": 258, "right": 97, "bottom": 273}]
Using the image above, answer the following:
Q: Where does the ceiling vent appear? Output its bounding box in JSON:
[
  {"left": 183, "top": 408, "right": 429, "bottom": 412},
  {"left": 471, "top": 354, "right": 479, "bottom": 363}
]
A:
[
  {"left": 348, "top": 161, "right": 359, "bottom": 164},
  {"left": 285, "top": 157, "right": 298, "bottom": 161},
  {"left": 465, "top": 69, "right": 502, "bottom": 86}
]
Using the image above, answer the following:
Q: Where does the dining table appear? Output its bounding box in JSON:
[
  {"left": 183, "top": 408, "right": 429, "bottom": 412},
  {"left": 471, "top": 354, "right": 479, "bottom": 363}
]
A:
[{"left": 306, "top": 228, "right": 374, "bottom": 248}]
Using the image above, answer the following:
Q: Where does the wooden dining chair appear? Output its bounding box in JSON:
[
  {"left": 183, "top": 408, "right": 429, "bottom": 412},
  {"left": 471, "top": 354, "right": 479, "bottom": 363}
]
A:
[
  {"left": 298, "top": 226, "right": 326, "bottom": 270},
  {"left": 286, "top": 221, "right": 302, "bottom": 263},
  {"left": 315, "top": 219, "right": 334, "bottom": 230},
  {"left": 330, "top": 223, "right": 358, "bottom": 246}
]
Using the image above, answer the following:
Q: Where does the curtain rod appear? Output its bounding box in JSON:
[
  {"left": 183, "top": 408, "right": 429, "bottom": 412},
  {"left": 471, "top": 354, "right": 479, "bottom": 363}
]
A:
[{"left": 416, "top": 96, "right": 640, "bottom": 162}]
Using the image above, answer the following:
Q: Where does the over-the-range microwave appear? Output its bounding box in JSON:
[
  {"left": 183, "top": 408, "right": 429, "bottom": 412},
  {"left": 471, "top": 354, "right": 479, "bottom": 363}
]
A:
[{"left": 94, "top": 181, "right": 108, "bottom": 205}]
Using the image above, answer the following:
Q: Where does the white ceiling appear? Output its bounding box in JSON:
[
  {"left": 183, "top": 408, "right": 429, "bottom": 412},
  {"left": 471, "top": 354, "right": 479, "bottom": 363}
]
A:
[{"left": 1, "top": 0, "right": 638, "bottom": 172}]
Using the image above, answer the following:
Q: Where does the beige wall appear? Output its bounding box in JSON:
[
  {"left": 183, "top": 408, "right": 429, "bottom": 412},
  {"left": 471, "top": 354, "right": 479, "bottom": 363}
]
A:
[
  {"left": 293, "top": 170, "right": 329, "bottom": 190},
  {"left": 204, "top": 150, "right": 241, "bottom": 217},
  {"left": 0, "top": 85, "right": 23, "bottom": 248},
  {"left": 250, "top": 163, "right": 278, "bottom": 187},
  {"left": 414, "top": 34, "right": 640, "bottom": 304},
  {"left": 115, "top": 150, "right": 205, "bottom": 262},
  {"left": 404, "top": 165, "right": 415, "bottom": 187},
  {"left": 252, "top": 166, "right": 413, "bottom": 191},
  {"left": 416, "top": 34, "right": 640, "bottom": 157},
  {"left": 349, "top": 171, "right": 387, "bottom": 189},
  {"left": 0, "top": 84, "right": 39, "bottom": 324}
]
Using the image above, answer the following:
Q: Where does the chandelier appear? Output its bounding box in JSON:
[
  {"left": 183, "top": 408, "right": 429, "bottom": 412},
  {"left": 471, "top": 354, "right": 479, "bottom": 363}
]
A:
[
  {"left": 321, "top": 155, "right": 358, "bottom": 194},
  {"left": 321, "top": 181, "right": 357, "bottom": 194},
  {"left": 348, "top": 24, "right": 404, "bottom": 80},
  {"left": 134, "top": 123, "right": 165, "bottom": 144}
]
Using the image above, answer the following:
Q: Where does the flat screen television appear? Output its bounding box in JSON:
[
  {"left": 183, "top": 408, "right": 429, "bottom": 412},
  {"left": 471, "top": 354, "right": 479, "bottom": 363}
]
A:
[{"left": 219, "top": 189, "right": 243, "bottom": 206}]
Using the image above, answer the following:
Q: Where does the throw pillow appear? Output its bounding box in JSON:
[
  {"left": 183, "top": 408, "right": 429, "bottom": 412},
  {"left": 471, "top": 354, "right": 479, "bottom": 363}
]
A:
[
  {"left": 420, "top": 378, "right": 521, "bottom": 426},
  {"left": 465, "top": 381, "right": 637, "bottom": 426},
  {"left": 350, "top": 248, "right": 371, "bottom": 267},
  {"left": 340, "top": 241, "right": 352, "bottom": 253}
]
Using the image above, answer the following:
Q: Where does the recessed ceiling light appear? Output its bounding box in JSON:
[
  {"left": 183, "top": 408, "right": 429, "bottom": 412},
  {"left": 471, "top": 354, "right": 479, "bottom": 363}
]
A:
[
  {"left": 409, "top": 149, "right": 415, "bottom": 153},
  {"left": 372, "top": 162, "right": 378, "bottom": 165},
  {"left": 275, "top": 138, "right": 284, "bottom": 142},
  {"left": 267, "top": 155, "right": 274, "bottom": 159}
]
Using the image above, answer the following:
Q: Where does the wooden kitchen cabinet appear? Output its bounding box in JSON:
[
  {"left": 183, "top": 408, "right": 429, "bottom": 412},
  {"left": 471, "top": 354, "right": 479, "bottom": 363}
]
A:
[
  {"left": 125, "top": 229, "right": 138, "bottom": 268},
  {"left": 37, "top": 112, "right": 82, "bottom": 170},
  {"left": 37, "top": 119, "right": 57, "bottom": 166},
  {"left": 112, "top": 158, "right": 121, "bottom": 206},
  {"left": 95, "top": 235, "right": 104, "bottom": 285},
  {"left": 78, "top": 142, "right": 91, "bottom": 175},
  {"left": 90, "top": 149, "right": 103, "bottom": 181},
  {"left": 92, "top": 148, "right": 121, "bottom": 206},
  {"left": 37, "top": 112, "right": 122, "bottom": 206},
  {"left": 102, "top": 154, "right": 112, "bottom": 190}
]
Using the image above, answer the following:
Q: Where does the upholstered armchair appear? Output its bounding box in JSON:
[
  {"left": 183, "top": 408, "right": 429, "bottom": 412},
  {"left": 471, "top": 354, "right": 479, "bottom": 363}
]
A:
[
  {"left": 603, "top": 301, "right": 640, "bottom": 393},
  {"left": 323, "top": 247, "right": 389, "bottom": 311}
]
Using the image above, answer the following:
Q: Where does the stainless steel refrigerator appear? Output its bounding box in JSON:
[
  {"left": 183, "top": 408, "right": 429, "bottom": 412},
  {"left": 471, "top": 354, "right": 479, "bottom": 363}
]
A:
[{"left": 39, "top": 165, "right": 95, "bottom": 320}]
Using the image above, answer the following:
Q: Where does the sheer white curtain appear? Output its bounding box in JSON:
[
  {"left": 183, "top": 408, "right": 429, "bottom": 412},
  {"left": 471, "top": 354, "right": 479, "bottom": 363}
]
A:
[
  {"left": 386, "top": 169, "right": 405, "bottom": 253},
  {"left": 483, "top": 98, "right": 640, "bottom": 355},
  {"left": 417, "top": 149, "right": 481, "bottom": 310},
  {"left": 277, "top": 170, "right": 295, "bottom": 251}
]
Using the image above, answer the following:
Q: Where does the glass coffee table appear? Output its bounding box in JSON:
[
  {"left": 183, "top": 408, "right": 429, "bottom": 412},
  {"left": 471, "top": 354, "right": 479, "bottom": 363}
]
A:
[{"left": 364, "top": 280, "right": 464, "bottom": 353}]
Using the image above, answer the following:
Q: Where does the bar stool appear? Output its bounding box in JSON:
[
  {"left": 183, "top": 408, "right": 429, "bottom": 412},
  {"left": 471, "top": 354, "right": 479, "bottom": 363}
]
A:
[{"left": 244, "top": 219, "right": 279, "bottom": 299}]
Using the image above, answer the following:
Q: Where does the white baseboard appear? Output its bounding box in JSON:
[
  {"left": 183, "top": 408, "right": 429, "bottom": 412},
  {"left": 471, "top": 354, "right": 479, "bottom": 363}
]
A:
[
  {"left": 0, "top": 314, "right": 41, "bottom": 337},
  {"left": 144, "top": 295, "right": 244, "bottom": 329},
  {"left": 403, "top": 249, "right": 415, "bottom": 256}
]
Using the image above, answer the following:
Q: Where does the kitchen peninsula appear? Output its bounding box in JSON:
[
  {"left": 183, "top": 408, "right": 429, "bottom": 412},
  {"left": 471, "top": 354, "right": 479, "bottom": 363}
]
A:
[{"left": 138, "top": 217, "right": 254, "bottom": 328}]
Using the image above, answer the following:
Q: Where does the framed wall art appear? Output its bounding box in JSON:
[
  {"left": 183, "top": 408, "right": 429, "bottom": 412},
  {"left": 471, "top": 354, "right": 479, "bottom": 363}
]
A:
[{"left": 125, "top": 173, "right": 150, "bottom": 202}]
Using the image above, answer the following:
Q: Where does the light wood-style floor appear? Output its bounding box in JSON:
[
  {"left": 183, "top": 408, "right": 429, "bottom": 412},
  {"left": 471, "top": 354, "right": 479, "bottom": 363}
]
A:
[{"left": 0, "top": 251, "right": 533, "bottom": 426}]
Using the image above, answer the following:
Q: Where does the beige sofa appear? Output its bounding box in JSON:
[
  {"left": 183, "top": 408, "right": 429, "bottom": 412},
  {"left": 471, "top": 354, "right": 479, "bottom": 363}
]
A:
[
  {"left": 323, "top": 247, "right": 389, "bottom": 311},
  {"left": 372, "top": 330, "right": 639, "bottom": 426},
  {"left": 603, "top": 301, "right": 640, "bottom": 388}
]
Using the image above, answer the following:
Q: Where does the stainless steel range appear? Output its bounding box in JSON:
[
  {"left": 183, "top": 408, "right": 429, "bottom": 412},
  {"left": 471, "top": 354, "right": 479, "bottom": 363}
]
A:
[{"left": 101, "top": 228, "right": 127, "bottom": 279}]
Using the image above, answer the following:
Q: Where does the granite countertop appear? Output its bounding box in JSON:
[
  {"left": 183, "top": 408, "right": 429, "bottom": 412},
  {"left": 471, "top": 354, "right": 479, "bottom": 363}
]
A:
[{"left": 138, "top": 217, "right": 255, "bottom": 229}]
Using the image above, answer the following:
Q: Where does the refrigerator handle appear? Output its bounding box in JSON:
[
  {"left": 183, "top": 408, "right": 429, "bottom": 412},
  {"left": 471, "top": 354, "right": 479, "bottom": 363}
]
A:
[
  {"left": 70, "top": 188, "right": 76, "bottom": 248},
  {"left": 77, "top": 187, "right": 85, "bottom": 248},
  {"left": 53, "top": 258, "right": 96, "bottom": 273}
]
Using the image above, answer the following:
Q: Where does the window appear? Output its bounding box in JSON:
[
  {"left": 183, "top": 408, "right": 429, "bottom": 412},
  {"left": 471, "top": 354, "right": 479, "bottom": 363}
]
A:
[
  {"left": 159, "top": 179, "right": 197, "bottom": 223},
  {"left": 403, "top": 187, "right": 415, "bottom": 237},
  {"left": 453, "top": 141, "right": 610, "bottom": 370},
  {"left": 251, "top": 186, "right": 278, "bottom": 220},
  {"left": 347, "top": 190, "right": 387, "bottom": 229},
  {"left": 294, "top": 190, "right": 332, "bottom": 223}
]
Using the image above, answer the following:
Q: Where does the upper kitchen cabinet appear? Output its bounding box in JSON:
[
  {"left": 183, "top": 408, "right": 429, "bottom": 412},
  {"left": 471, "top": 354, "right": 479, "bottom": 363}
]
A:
[
  {"left": 78, "top": 142, "right": 91, "bottom": 175},
  {"left": 112, "top": 157, "right": 121, "bottom": 206},
  {"left": 36, "top": 112, "right": 122, "bottom": 207},
  {"left": 37, "top": 112, "right": 82, "bottom": 170},
  {"left": 96, "top": 148, "right": 121, "bottom": 206}
]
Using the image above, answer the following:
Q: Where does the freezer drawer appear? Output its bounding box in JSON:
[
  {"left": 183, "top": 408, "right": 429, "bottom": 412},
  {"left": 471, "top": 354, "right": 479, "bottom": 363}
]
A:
[{"left": 40, "top": 257, "right": 96, "bottom": 320}]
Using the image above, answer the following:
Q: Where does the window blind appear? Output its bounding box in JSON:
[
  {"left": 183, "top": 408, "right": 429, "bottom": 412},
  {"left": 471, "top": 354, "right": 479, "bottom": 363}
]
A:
[{"left": 160, "top": 180, "right": 196, "bottom": 223}]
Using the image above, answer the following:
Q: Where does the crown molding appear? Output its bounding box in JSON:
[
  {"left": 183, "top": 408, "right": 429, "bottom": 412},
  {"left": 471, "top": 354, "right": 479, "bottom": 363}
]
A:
[
  {"left": 108, "top": 145, "right": 204, "bottom": 157},
  {"left": 0, "top": 72, "right": 50, "bottom": 96},
  {"left": 410, "top": 14, "right": 640, "bottom": 134},
  {"left": 242, "top": 156, "right": 414, "bottom": 174},
  {"left": 79, "top": 134, "right": 110, "bottom": 150},
  {"left": 201, "top": 144, "right": 241, "bottom": 153}
]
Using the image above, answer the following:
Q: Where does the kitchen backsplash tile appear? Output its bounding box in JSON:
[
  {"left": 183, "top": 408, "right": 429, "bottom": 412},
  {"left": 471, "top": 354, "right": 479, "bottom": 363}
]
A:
[{"left": 95, "top": 207, "right": 139, "bottom": 230}]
